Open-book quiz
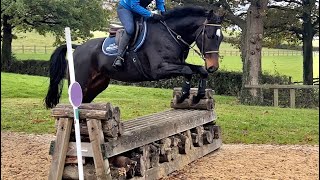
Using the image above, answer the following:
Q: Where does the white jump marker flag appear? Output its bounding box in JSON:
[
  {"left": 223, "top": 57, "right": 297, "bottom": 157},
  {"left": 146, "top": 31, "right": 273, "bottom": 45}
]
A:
[{"left": 65, "top": 27, "right": 84, "bottom": 180}]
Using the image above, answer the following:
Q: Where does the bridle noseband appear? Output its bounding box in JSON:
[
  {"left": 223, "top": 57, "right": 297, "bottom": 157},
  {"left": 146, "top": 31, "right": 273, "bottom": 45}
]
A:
[{"left": 160, "top": 20, "right": 221, "bottom": 61}]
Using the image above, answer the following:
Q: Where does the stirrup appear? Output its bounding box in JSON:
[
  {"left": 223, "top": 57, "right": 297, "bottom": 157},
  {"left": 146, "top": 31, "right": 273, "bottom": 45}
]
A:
[{"left": 112, "top": 56, "right": 124, "bottom": 69}]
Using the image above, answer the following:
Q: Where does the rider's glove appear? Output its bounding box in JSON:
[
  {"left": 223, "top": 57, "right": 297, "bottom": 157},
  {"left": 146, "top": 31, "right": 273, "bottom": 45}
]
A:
[{"left": 151, "top": 13, "right": 164, "bottom": 21}]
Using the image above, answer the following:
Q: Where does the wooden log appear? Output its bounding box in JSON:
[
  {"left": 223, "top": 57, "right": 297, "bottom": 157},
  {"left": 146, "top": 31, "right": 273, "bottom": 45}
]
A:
[
  {"left": 159, "top": 138, "right": 171, "bottom": 155},
  {"left": 172, "top": 88, "right": 214, "bottom": 99},
  {"left": 113, "top": 107, "right": 124, "bottom": 136},
  {"left": 191, "top": 126, "right": 204, "bottom": 147},
  {"left": 170, "top": 98, "right": 214, "bottom": 110},
  {"left": 87, "top": 118, "right": 112, "bottom": 180},
  {"left": 212, "top": 125, "right": 221, "bottom": 139},
  {"left": 56, "top": 102, "right": 113, "bottom": 111},
  {"left": 176, "top": 134, "right": 191, "bottom": 154},
  {"left": 65, "top": 156, "right": 85, "bottom": 164},
  {"left": 182, "top": 130, "right": 193, "bottom": 148},
  {"left": 118, "top": 122, "right": 124, "bottom": 136},
  {"left": 170, "top": 137, "right": 181, "bottom": 147},
  {"left": 102, "top": 119, "right": 118, "bottom": 138},
  {"left": 52, "top": 108, "right": 110, "bottom": 120},
  {"left": 113, "top": 106, "right": 121, "bottom": 123},
  {"left": 139, "top": 145, "right": 151, "bottom": 170},
  {"left": 72, "top": 121, "right": 119, "bottom": 138},
  {"left": 63, "top": 164, "right": 96, "bottom": 180},
  {"left": 49, "top": 118, "right": 73, "bottom": 180},
  {"left": 159, "top": 149, "right": 172, "bottom": 163},
  {"left": 170, "top": 146, "right": 180, "bottom": 160},
  {"left": 203, "top": 130, "right": 213, "bottom": 144},
  {"left": 131, "top": 154, "right": 146, "bottom": 177},
  {"left": 149, "top": 144, "right": 160, "bottom": 168}
]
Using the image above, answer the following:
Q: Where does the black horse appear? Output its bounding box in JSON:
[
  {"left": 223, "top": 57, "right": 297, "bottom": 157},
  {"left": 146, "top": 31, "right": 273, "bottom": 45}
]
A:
[{"left": 45, "top": 6, "right": 224, "bottom": 109}]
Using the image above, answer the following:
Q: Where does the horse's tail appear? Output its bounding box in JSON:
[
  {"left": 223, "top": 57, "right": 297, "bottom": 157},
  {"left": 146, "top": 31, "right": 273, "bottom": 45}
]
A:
[{"left": 45, "top": 44, "right": 78, "bottom": 109}]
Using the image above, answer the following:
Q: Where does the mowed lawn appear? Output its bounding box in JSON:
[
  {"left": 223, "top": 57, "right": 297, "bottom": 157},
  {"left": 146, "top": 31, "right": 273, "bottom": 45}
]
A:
[
  {"left": 1, "top": 72, "right": 319, "bottom": 145},
  {"left": 11, "top": 31, "right": 319, "bottom": 82}
]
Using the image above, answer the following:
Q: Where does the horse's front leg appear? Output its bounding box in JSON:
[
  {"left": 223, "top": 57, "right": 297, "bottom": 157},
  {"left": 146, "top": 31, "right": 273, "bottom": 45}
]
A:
[
  {"left": 188, "top": 65, "right": 209, "bottom": 104},
  {"left": 177, "top": 74, "right": 192, "bottom": 103},
  {"left": 151, "top": 62, "right": 194, "bottom": 103}
]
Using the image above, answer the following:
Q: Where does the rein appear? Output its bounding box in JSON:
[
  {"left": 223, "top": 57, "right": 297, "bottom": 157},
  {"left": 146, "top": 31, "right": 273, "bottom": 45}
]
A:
[{"left": 160, "top": 20, "right": 221, "bottom": 61}]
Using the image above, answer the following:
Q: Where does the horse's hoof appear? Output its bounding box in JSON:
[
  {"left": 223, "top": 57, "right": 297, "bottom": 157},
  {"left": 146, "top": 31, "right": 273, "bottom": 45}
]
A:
[{"left": 177, "top": 92, "right": 189, "bottom": 103}]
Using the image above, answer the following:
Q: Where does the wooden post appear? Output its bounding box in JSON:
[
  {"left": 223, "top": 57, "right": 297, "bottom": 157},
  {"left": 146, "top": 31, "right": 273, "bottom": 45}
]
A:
[
  {"left": 34, "top": 45, "right": 36, "bottom": 53},
  {"left": 49, "top": 118, "right": 73, "bottom": 180},
  {"left": 273, "top": 89, "right": 279, "bottom": 107},
  {"left": 87, "top": 118, "right": 112, "bottom": 180},
  {"left": 290, "top": 89, "right": 295, "bottom": 108}
]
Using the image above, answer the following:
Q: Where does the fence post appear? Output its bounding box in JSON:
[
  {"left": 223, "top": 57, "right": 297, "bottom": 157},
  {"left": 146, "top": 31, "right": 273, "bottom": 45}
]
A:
[
  {"left": 290, "top": 89, "right": 296, "bottom": 108},
  {"left": 289, "top": 77, "right": 292, "bottom": 84},
  {"left": 34, "top": 45, "right": 36, "bottom": 54},
  {"left": 22, "top": 45, "right": 24, "bottom": 54},
  {"left": 273, "top": 88, "right": 279, "bottom": 107},
  {"left": 45, "top": 46, "right": 47, "bottom": 54}
]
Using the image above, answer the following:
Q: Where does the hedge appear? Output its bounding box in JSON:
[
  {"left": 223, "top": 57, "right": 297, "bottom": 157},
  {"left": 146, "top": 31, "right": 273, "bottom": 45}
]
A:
[{"left": 2, "top": 59, "right": 318, "bottom": 108}]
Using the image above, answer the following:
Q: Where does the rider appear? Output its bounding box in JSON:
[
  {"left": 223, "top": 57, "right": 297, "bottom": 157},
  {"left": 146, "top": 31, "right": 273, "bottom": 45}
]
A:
[{"left": 113, "top": 0, "right": 166, "bottom": 69}]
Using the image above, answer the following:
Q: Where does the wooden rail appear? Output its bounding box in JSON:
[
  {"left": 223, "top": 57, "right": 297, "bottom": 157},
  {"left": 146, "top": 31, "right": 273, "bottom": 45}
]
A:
[{"left": 245, "top": 84, "right": 319, "bottom": 108}]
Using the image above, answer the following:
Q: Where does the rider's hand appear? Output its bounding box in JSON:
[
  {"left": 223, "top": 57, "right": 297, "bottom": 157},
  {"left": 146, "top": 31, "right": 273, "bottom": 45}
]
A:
[{"left": 151, "top": 13, "right": 164, "bottom": 22}]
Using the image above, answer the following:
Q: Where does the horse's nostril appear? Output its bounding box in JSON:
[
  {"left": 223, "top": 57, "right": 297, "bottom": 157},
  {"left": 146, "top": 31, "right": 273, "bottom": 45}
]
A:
[{"left": 207, "top": 67, "right": 217, "bottom": 73}]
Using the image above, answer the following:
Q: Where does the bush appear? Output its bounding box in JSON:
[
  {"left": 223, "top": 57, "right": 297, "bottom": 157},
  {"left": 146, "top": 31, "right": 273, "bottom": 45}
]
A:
[{"left": 1, "top": 60, "right": 50, "bottom": 77}]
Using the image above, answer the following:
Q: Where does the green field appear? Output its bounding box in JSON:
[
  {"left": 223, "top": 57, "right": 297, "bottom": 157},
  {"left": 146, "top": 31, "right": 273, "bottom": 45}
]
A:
[
  {"left": 1, "top": 72, "right": 319, "bottom": 145},
  {"left": 10, "top": 31, "right": 319, "bottom": 82}
]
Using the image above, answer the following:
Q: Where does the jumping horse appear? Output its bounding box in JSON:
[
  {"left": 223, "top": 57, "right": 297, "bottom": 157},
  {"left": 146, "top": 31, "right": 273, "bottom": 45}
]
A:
[{"left": 45, "top": 6, "right": 224, "bottom": 109}]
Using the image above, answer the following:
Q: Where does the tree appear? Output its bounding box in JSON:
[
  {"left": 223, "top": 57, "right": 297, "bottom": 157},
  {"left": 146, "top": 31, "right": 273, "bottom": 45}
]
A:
[
  {"left": 264, "top": 0, "right": 319, "bottom": 84},
  {"left": 1, "top": 0, "right": 110, "bottom": 69}
]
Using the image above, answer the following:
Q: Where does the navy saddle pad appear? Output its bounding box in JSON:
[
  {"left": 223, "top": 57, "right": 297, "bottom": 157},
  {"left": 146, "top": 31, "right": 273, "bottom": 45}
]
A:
[{"left": 102, "top": 21, "right": 147, "bottom": 56}]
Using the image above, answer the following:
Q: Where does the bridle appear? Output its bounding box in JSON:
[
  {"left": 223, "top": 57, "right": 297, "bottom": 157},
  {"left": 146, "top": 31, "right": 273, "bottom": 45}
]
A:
[{"left": 160, "top": 19, "right": 222, "bottom": 61}]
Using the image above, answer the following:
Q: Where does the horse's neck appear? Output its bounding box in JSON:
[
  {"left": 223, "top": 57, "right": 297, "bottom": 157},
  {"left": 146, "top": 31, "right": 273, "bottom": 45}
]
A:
[{"left": 166, "top": 16, "right": 206, "bottom": 44}]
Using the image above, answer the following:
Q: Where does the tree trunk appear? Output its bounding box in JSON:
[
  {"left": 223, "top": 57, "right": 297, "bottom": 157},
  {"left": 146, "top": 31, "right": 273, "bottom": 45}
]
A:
[
  {"left": 240, "top": 0, "right": 268, "bottom": 104},
  {"left": 1, "top": 15, "right": 14, "bottom": 70},
  {"left": 302, "top": 0, "right": 314, "bottom": 85}
]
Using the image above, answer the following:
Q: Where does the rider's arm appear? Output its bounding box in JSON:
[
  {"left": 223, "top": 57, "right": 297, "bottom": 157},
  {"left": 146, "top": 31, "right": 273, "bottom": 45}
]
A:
[
  {"left": 130, "top": 0, "right": 153, "bottom": 18},
  {"left": 155, "top": 0, "right": 165, "bottom": 13}
]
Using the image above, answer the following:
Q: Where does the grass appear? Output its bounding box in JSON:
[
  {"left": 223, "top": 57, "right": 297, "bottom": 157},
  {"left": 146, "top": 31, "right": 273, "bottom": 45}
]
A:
[{"left": 1, "top": 72, "right": 319, "bottom": 145}]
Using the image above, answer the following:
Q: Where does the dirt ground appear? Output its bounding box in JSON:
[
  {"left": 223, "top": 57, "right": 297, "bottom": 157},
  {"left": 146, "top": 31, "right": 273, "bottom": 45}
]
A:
[{"left": 1, "top": 131, "right": 319, "bottom": 180}]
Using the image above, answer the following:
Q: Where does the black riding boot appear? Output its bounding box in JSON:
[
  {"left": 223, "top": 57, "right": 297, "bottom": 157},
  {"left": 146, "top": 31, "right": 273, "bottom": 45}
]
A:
[{"left": 113, "top": 33, "right": 131, "bottom": 70}]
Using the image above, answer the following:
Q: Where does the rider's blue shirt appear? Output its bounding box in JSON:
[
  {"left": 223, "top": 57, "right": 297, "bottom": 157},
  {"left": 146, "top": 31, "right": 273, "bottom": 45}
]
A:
[{"left": 119, "top": 0, "right": 165, "bottom": 18}]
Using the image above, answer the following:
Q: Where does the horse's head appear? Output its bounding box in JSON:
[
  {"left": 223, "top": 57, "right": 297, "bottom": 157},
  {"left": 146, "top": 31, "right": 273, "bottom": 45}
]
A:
[{"left": 195, "top": 10, "right": 224, "bottom": 73}]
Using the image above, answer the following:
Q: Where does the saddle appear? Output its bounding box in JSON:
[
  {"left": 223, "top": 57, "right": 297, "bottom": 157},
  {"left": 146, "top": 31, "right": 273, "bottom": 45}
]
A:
[{"left": 102, "top": 18, "right": 147, "bottom": 56}]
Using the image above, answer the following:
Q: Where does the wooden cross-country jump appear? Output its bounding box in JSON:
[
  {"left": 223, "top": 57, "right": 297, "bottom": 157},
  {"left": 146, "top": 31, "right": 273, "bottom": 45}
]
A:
[{"left": 48, "top": 88, "right": 222, "bottom": 180}]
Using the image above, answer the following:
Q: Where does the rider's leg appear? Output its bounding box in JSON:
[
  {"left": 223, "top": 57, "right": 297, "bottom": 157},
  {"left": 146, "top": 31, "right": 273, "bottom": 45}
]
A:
[{"left": 113, "top": 5, "right": 135, "bottom": 69}]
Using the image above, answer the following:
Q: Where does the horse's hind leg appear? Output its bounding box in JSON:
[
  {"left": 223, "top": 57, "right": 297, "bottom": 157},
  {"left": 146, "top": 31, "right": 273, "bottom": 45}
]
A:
[{"left": 82, "top": 71, "right": 111, "bottom": 103}]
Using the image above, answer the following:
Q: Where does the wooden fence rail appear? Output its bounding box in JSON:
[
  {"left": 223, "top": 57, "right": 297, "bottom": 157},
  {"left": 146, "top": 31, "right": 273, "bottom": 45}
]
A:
[
  {"left": 12, "top": 45, "right": 319, "bottom": 57},
  {"left": 245, "top": 84, "right": 319, "bottom": 108}
]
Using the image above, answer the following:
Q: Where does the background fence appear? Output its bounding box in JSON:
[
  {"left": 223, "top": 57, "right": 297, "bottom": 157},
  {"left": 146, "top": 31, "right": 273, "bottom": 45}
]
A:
[{"left": 12, "top": 45, "right": 320, "bottom": 56}]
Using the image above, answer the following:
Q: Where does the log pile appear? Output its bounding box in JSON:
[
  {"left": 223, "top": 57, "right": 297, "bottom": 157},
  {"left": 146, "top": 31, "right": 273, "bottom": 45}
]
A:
[{"left": 54, "top": 103, "right": 123, "bottom": 139}]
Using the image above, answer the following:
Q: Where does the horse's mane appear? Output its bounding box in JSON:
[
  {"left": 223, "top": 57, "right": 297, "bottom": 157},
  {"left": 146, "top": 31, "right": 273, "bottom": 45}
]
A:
[{"left": 163, "top": 6, "right": 208, "bottom": 20}]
